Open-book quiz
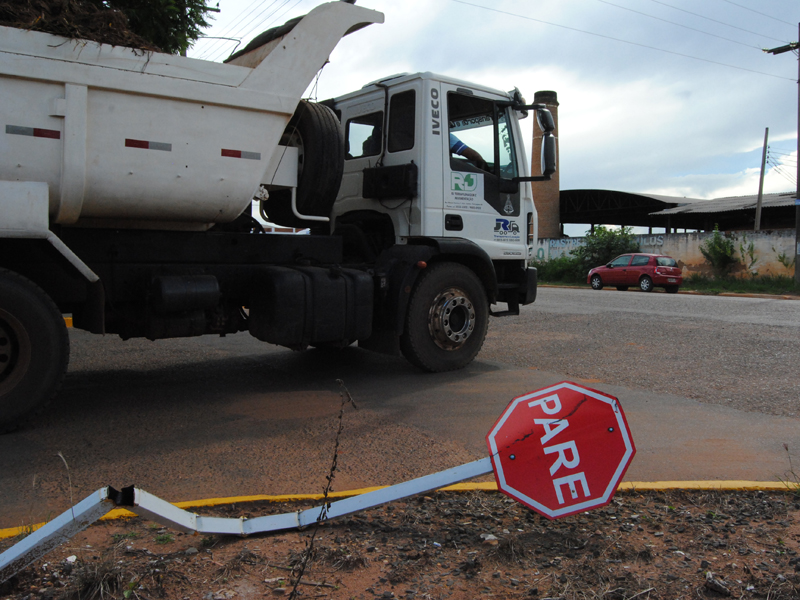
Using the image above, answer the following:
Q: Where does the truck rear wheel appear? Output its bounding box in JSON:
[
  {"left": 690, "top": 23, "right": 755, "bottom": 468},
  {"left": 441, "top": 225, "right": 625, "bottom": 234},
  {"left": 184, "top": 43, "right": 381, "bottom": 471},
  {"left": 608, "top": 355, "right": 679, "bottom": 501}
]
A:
[
  {"left": 400, "top": 263, "right": 488, "bottom": 372},
  {"left": 0, "top": 270, "right": 69, "bottom": 432},
  {"left": 264, "top": 100, "right": 344, "bottom": 228}
]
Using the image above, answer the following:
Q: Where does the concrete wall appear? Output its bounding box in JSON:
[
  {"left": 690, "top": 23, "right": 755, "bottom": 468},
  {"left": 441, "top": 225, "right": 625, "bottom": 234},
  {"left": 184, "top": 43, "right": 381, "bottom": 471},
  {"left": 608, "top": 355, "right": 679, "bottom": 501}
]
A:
[{"left": 536, "top": 229, "right": 797, "bottom": 277}]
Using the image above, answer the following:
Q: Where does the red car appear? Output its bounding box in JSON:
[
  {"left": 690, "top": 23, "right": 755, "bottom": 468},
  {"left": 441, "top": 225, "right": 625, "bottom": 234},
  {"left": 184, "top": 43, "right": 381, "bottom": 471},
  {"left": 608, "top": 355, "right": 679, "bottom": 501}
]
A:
[{"left": 587, "top": 253, "right": 683, "bottom": 293}]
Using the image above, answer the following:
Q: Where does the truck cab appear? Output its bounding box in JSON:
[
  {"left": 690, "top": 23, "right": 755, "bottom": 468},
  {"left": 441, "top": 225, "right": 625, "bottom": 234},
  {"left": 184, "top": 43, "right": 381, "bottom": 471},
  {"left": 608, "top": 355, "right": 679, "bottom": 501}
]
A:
[{"left": 328, "top": 72, "right": 543, "bottom": 309}]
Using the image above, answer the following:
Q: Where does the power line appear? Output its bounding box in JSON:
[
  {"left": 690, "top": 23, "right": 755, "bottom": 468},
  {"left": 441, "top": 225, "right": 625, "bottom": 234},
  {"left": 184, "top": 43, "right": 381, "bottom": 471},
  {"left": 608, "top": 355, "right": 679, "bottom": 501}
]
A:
[
  {"left": 449, "top": 0, "right": 796, "bottom": 82},
  {"left": 208, "top": 0, "right": 302, "bottom": 60},
  {"left": 717, "top": 0, "right": 797, "bottom": 28},
  {"left": 194, "top": 0, "right": 276, "bottom": 59},
  {"left": 768, "top": 148, "right": 797, "bottom": 155},
  {"left": 201, "top": 0, "right": 308, "bottom": 62},
  {"left": 645, "top": 0, "right": 790, "bottom": 44},
  {"left": 768, "top": 157, "right": 798, "bottom": 186},
  {"left": 204, "top": 0, "right": 296, "bottom": 62},
  {"left": 596, "top": 0, "right": 762, "bottom": 50}
]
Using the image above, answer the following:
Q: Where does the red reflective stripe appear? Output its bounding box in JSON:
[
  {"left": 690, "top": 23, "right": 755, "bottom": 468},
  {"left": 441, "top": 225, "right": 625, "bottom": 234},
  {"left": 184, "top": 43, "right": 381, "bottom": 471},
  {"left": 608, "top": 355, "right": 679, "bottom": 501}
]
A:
[
  {"left": 125, "top": 138, "right": 150, "bottom": 149},
  {"left": 33, "top": 128, "right": 60, "bottom": 139},
  {"left": 221, "top": 149, "right": 242, "bottom": 158}
]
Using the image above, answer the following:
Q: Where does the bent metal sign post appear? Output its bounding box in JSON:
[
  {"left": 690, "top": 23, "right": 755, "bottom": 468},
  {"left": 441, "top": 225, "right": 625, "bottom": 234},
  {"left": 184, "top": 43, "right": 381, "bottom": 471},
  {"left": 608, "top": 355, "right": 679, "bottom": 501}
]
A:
[{"left": 1, "top": 381, "right": 635, "bottom": 582}]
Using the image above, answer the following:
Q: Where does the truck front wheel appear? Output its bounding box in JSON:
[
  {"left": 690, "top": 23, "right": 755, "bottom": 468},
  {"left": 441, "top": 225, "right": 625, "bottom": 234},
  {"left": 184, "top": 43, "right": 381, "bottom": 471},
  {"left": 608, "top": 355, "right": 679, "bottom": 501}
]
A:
[
  {"left": 0, "top": 270, "right": 69, "bottom": 432},
  {"left": 400, "top": 263, "right": 488, "bottom": 372}
]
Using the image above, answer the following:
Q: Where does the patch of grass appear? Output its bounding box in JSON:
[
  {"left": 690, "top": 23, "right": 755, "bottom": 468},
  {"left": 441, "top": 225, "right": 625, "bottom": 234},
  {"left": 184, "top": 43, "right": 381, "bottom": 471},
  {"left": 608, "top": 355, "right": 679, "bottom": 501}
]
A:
[
  {"left": 538, "top": 272, "right": 800, "bottom": 296},
  {"left": 682, "top": 274, "right": 799, "bottom": 296},
  {"left": 154, "top": 533, "right": 174, "bottom": 545},
  {"left": 112, "top": 531, "right": 139, "bottom": 542}
]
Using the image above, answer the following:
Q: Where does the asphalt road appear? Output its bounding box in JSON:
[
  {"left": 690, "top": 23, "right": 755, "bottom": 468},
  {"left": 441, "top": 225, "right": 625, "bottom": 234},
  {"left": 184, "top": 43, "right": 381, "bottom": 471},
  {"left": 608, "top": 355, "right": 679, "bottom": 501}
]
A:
[{"left": 1, "top": 287, "right": 799, "bottom": 529}]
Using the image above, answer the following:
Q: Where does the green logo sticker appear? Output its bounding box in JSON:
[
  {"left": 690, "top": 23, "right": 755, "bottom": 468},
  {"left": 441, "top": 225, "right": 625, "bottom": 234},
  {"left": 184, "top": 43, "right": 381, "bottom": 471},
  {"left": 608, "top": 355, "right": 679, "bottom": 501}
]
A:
[{"left": 451, "top": 172, "right": 479, "bottom": 192}]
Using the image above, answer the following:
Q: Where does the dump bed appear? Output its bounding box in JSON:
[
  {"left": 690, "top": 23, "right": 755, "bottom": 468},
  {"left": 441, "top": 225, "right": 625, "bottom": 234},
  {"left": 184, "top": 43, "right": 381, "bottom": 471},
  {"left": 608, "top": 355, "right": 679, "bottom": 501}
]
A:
[{"left": 0, "top": 2, "right": 382, "bottom": 229}]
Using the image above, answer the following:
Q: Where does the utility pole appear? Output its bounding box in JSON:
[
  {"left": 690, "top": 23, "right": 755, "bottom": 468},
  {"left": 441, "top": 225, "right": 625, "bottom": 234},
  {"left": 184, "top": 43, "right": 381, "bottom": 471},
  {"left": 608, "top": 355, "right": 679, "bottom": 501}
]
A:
[
  {"left": 755, "top": 127, "right": 768, "bottom": 231},
  {"left": 764, "top": 27, "right": 799, "bottom": 284}
]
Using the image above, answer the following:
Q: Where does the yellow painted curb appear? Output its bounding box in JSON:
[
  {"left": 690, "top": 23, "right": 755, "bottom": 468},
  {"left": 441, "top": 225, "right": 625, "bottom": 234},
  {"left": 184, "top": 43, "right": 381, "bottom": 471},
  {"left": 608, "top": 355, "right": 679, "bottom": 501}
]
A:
[
  {"left": 2, "top": 480, "right": 797, "bottom": 541},
  {"left": 64, "top": 317, "right": 72, "bottom": 328}
]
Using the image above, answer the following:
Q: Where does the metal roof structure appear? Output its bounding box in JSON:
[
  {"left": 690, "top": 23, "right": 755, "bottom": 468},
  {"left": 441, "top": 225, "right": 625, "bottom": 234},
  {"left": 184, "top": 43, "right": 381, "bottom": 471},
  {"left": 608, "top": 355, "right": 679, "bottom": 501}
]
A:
[{"left": 559, "top": 189, "right": 798, "bottom": 232}]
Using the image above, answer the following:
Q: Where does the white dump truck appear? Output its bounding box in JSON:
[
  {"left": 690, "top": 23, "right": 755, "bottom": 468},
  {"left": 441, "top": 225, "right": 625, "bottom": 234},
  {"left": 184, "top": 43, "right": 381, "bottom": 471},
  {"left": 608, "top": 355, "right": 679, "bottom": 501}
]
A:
[{"left": 0, "top": 1, "right": 556, "bottom": 431}]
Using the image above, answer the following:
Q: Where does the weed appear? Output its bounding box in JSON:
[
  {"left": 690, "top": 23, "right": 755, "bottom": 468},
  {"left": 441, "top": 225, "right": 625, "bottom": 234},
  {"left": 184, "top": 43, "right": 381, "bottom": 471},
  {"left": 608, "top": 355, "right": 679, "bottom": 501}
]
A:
[
  {"left": 154, "top": 533, "right": 174, "bottom": 545},
  {"left": 122, "top": 578, "right": 138, "bottom": 599},
  {"left": 699, "top": 225, "right": 738, "bottom": 277},
  {"left": 775, "top": 246, "right": 796, "bottom": 271},
  {"left": 288, "top": 379, "right": 357, "bottom": 600},
  {"left": 779, "top": 443, "right": 800, "bottom": 496},
  {"left": 112, "top": 531, "right": 139, "bottom": 542},
  {"left": 739, "top": 233, "right": 758, "bottom": 275},
  {"left": 62, "top": 557, "right": 127, "bottom": 599},
  {"left": 316, "top": 545, "right": 370, "bottom": 571},
  {"left": 217, "top": 547, "right": 259, "bottom": 580}
]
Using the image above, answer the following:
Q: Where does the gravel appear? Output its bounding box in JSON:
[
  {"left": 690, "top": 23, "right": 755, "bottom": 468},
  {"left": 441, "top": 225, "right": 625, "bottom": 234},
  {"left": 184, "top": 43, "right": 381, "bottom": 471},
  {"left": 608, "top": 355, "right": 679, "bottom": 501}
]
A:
[{"left": 481, "top": 287, "right": 800, "bottom": 419}]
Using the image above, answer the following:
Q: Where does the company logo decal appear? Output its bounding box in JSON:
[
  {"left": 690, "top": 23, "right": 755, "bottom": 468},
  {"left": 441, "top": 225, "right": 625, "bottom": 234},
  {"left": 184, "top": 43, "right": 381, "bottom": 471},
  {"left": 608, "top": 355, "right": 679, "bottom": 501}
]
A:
[
  {"left": 494, "top": 219, "right": 521, "bottom": 241},
  {"left": 451, "top": 172, "right": 479, "bottom": 192}
]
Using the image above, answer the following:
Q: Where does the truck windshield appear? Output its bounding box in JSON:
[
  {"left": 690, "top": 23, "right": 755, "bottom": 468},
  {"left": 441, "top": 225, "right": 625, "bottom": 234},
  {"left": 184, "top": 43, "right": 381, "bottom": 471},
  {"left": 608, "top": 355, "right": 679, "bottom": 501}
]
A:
[{"left": 448, "top": 93, "right": 518, "bottom": 178}]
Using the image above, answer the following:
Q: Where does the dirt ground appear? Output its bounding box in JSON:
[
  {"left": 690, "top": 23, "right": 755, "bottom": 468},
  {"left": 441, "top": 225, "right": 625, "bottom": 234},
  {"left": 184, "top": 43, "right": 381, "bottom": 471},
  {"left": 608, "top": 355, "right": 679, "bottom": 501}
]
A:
[{"left": 2, "top": 488, "right": 799, "bottom": 600}]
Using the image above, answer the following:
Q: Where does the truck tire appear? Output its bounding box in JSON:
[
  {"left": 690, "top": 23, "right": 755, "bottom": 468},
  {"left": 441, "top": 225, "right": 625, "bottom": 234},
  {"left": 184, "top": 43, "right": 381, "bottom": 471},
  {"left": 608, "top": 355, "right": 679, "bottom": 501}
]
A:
[
  {"left": 400, "top": 263, "right": 489, "bottom": 372},
  {"left": 264, "top": 100, "right": 344, "bottom": 228},
  {"left": 0, "top": 269, "right": 69, "bottom": 432}
]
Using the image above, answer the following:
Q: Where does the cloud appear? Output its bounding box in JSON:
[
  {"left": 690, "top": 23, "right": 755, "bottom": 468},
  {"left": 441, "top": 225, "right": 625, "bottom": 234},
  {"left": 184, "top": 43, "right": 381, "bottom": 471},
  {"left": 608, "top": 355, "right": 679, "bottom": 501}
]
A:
[{"left": 191, "top": 0, "right": 799, "bottom": 203}]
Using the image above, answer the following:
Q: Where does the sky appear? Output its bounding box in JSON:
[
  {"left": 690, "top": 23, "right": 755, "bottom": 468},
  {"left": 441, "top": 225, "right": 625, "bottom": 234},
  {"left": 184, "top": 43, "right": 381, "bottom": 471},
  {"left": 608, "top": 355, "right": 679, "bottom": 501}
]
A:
[{"left": 188, "top": 0, "right": 800, "bottom": 233}]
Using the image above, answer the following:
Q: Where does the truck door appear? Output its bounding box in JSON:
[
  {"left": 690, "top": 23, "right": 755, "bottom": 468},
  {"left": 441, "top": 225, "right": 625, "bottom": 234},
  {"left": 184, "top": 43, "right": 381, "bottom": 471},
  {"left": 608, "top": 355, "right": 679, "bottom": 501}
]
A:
[
  {"left": 441, "top": 87, "right": 522, "bottom": 254},
  {"left": 336, "top": 84, "right": 421, "bottom": 240}
]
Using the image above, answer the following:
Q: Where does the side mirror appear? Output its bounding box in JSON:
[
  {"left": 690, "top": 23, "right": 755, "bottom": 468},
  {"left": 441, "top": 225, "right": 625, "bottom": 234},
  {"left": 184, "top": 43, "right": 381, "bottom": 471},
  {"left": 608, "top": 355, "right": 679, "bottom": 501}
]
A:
[
  {"left": 541, "top": 133, "right": 556, "bottom": 178},
  {"left": 606, "top": 263, "right": 613, "bottom": 268},
  {"left": 536, "top": 108, "right": 555, "bottom": 134}
]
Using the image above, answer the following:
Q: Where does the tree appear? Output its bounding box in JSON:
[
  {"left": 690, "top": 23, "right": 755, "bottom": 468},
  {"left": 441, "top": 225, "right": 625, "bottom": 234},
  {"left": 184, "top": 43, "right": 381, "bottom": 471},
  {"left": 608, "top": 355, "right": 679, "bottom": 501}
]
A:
[
  {"left": 86, "top": 0, "right": 215, "bottom": 54},
  {"left": 570, "top": 226, "right": 640, "bottom": 273}
]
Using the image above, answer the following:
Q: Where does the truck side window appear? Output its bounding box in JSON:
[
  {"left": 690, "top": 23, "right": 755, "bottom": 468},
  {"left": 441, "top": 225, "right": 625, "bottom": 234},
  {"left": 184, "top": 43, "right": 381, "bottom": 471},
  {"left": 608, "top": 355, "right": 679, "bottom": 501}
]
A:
[
  {"left": 388, "top": 90, "right": 415, "bottom": 153},
  {"left": 346, "top": 112, "right": 383, "bottom": 159}
]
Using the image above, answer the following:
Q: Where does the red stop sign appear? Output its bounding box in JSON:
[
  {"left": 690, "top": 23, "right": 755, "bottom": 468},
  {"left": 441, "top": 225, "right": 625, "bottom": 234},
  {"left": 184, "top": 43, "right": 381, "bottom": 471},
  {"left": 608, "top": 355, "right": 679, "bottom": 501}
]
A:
[{"left": 486, "top": 381, "right": 635, "bottom": 519}]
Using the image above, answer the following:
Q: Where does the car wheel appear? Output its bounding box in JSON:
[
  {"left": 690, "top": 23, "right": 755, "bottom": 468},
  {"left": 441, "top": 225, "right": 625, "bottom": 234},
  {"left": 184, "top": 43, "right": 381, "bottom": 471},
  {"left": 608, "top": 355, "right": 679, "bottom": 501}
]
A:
[
  {"left": 639, "top": 276, "right": 653, "bottom": 292},
  {"left": 665, "top": 285, "right": 679, "bottom": 294},
  {"left": 590, "top": 275, "right": 603, "bottom": 290},
  {"left": 0, "top": 269, "right": 70, "bottom": 433},
  {"left": 615, "top": 286, "right": 629, "bottom": 291},
  {"left": 400, "top": 262, "right": 488, "bottom": 372}
]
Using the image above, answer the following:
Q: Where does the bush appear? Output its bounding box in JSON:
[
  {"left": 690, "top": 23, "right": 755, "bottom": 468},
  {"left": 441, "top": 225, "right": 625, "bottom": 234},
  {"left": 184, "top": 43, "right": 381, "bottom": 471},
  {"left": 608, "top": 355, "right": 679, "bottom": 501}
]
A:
[
  {"left": 530, "top": 255, "right": 584, "bottom": 283},
  {"left": 570, "top": 226, "right": 640, "bottom": 274},
  {"left": 699, "top": 225, "right": 738, "bottom": 278},
  {"left": 533, "top": 227, "right": 641, "bottom": 284}
]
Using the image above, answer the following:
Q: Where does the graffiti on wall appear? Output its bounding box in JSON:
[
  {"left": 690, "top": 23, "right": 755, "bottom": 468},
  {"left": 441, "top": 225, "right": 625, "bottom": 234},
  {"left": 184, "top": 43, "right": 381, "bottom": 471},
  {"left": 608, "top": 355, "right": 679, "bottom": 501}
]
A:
[
  {"left": 536, "top": 230, "right": 797, "bottom": 277},
  {"left": 539, "top": 235, "right": 665, "bottom": 260}
]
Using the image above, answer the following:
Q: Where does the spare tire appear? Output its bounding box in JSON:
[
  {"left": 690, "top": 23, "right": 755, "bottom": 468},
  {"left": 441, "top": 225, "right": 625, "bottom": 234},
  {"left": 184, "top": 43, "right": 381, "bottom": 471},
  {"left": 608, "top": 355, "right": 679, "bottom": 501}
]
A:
[{"left": 264, "top": 100, "right": 344, "bottom": 228}]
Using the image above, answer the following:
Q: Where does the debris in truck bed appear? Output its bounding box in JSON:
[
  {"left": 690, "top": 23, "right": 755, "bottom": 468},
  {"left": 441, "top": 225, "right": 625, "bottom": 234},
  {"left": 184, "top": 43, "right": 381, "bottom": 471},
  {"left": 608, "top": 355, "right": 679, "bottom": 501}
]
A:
[{"left": 0, "top": 0, "right": 159, "bottom": 51}]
